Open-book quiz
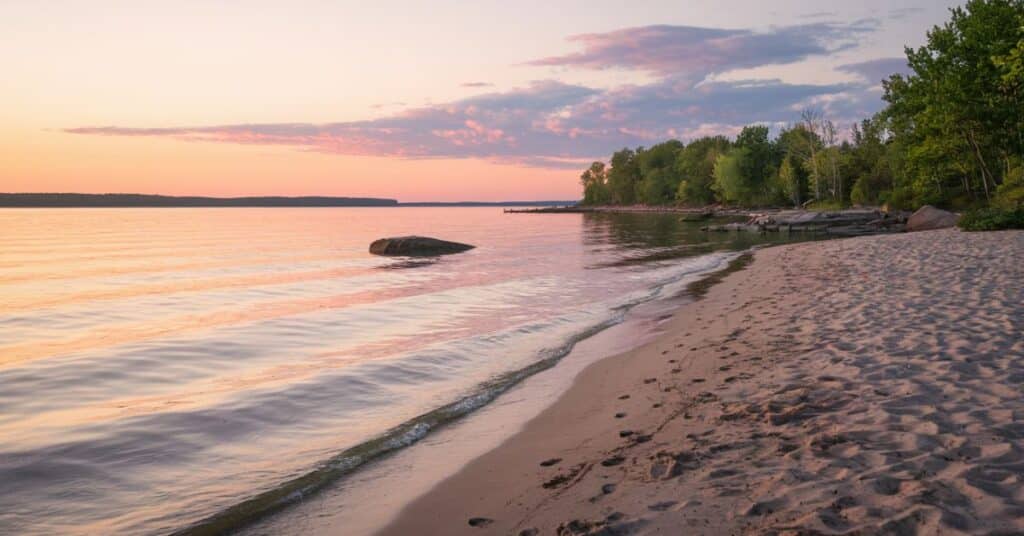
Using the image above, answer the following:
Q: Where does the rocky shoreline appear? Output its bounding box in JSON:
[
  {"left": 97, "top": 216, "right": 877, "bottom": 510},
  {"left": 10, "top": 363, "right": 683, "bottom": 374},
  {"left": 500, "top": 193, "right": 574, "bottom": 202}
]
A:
[
  {"left": 702, "top": 209, "right": 909, "bottom": 236},
  {"left": 508, "top": 205, "right": 961, "bottom": 237}
]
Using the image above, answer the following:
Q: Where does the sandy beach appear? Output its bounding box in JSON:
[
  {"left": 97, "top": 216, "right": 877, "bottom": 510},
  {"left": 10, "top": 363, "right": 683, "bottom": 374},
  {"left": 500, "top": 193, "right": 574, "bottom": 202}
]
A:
[{"left": 381, "top": 229, "right": 1024, "bottom": 535}]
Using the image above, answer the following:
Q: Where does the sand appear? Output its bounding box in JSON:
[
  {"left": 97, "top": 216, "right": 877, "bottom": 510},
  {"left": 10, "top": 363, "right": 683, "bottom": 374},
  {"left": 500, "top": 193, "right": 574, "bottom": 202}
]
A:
[{"left": 379, "top": 229, "right": 1024, "bottom": 535}]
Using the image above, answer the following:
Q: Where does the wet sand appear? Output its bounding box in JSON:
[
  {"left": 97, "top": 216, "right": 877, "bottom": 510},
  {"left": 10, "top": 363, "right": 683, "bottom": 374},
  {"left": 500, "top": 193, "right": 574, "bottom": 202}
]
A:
[{"left": 380, "top": 229, "right": 1024, "bottom": 535}]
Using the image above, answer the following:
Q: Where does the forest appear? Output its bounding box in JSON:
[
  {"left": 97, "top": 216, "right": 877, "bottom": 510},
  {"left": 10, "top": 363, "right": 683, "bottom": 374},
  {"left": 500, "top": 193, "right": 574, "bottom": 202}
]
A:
[{"left": 579, "top": 0, "right": 1024, "bottom": 218}]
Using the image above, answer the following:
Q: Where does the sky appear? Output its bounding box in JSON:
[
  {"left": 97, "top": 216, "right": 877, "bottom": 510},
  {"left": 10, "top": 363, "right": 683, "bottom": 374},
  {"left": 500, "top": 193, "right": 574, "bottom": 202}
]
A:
[{"left": 0, "top": 0, "right": 957, "bottom": 202}]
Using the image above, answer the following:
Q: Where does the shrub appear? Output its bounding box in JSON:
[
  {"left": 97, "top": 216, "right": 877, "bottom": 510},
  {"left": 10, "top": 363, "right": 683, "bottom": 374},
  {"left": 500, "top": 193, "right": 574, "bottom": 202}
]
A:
[
  {"left": 957, "top": 207, "right": 1024, "bottom": 231},
  {"left": 994, "top": 161, "right": 1024, "bottom": 209}
]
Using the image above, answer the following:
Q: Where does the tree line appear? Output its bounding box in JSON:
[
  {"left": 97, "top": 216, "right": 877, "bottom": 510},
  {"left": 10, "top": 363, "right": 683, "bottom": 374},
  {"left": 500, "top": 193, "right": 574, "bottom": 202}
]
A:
[{"left": 580, "top": 0, "right": 1024, "bottom": 211}]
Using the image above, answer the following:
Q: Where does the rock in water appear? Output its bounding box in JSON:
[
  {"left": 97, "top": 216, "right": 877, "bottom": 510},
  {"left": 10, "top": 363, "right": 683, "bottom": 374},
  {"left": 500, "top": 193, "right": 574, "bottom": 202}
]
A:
[
  {"left": 368, "top": 236, "right": 475, "bottom": 256},
  {"left": 906, "top": 205, "right": 959, "bottom": 231}
]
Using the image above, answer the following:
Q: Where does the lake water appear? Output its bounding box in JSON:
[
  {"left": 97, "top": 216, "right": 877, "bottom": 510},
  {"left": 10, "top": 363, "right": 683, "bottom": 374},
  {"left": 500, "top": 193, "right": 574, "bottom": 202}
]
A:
[{"left": 0, "top": 207, "right": 818, "bottom": 535}]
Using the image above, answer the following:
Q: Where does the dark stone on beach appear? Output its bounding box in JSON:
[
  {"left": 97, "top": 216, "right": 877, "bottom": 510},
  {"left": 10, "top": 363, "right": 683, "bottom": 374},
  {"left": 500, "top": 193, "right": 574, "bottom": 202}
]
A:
[
  {"left": 369, "top": 236, "right": 475, "bottom": 256},
  {"left": 634, "top": 434, "right": 653, "bottom": 443},
  {"left": 618, "top": 394, "right": 630, "bottom": 400},
  {"left": 643, "top": 378, "right": 657, "bottom": 384},
  {"left": 519, "top": 529, "right": 539, "bottom": 536},
  {"left": 614, "top": 412, "right": 627, "bottom": 419},
  {"left": 619, "top": 430, "right": 634, "bottom": 438},
  {"left": 602, "top": 483, "right": 617, "bottom": 494},
  {"left": 468, "top": 517, "right": 494, "bottom": 527},
  {"left": 540, "top": 458, "right": 562, "bottom": 467},
  {"left": 601, "top": 455, "right": 626, "bottom": 467},
  {"left": 906, "top": 205, "right": 959, "bottom": 231}
]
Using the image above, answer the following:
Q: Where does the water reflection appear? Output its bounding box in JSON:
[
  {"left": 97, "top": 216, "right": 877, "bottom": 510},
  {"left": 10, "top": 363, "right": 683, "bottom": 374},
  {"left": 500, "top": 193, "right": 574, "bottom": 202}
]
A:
[{"left": 580, "top": 211, "right": 822, "bottom": 268}]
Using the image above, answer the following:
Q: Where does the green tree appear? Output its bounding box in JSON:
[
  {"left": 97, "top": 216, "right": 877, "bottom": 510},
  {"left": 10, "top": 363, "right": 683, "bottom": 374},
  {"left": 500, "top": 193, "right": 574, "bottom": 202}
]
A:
[
  {"left": 580, "top": 161, "right": 610, "bottom": 205},
  {"left": 712, "top": 149, "right": 749, "bottom": 205},
  {"left": 675, "top": 136, "right": 732, "bottom": 205},
  {"left": 995, "top": 157, "right": 1024, "bottom": 207},
  {"left": 846, "top": 116, "right": 895, "bottom": 206},
  {"left": 606, "top": 148, "right": 642, "bottom": 205},
  {"left": 636, "top": 140, "right": 684, "bottom": 204},
  {"left": 735, "top": 125, "right": 784, "bottom": 205},
  {"left": 778, "top": 155, "right": 807, "bottom": 206},
  {"left": 884, "top": 0, "right": 1024, "bottom": 206}
]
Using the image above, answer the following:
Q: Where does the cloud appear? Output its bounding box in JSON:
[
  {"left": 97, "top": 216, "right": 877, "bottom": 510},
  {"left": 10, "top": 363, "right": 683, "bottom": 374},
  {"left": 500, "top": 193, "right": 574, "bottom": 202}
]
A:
[
  {"left": 526, "top": 21, "right": 877, "bottom": 79},
  {"left": 460, "top": 81, "right": 493, "bottom": 87},
  {"left": 546, "top": 78, "right": 870, "bottom": 143},
  {"left": 67, "top": 81, "right": 606, "bottom": 164},
  {"left": 67, "top": 77, "right": 875, "bottom": 164},
  {"left": 838, "top": 57, "right": 910, "bottom": 85},
  {"left": 66, "top": 21, "right": 891, "bottom": 168}
]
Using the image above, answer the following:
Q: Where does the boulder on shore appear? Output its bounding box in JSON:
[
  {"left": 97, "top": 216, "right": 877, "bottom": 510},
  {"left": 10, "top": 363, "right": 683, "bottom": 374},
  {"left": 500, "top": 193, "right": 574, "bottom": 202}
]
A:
[
  {"left": 369, "top": 236, "right": 475, "bottom": 256},
  {"left": 906, "top": 205, "right": 959, "bottom": 232}
]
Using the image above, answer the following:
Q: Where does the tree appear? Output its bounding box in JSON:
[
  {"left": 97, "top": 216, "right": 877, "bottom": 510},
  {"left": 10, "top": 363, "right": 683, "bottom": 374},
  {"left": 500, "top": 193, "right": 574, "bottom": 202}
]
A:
[
  {"left": 884, "top": 0, "right": 1024, "bottom": 206},
  {"left": 674, "top": 136, "right": 732, "bottom": 205},
  {"left": 606, "top": 148, "right": 642, "bottom": 205},
  {"left": 734, "top": 125, "right": 784, "bottom": 205},
  {"left": 636, "top": 140, "right": 684, "bottom": 204},
  {"left": 580, "top": 161, "right": 610, "bottom": 205},
  {"left": 778, "top": 156, "right": 806, "bottom": 206},
  {"left": 847, "top": 116, "right": 895, "bottom": 206},
  {"left": 712, "top": 149, "right": 749, "bottom": 205},
  {"left": 778, "top": 124, "right": 820, "bottom": 204}
]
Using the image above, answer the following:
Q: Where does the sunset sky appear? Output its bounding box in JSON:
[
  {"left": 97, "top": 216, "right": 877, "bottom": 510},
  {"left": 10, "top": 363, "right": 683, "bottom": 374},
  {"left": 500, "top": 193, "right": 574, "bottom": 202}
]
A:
[{"left": 1, "top": 1, "right": 955, "bottom": 201}]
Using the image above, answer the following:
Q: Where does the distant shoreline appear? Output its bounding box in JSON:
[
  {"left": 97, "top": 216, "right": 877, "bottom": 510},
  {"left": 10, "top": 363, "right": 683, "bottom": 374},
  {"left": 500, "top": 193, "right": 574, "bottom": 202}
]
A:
[{"left": 0, "top": 193, "right": 575, "bottom": 208}]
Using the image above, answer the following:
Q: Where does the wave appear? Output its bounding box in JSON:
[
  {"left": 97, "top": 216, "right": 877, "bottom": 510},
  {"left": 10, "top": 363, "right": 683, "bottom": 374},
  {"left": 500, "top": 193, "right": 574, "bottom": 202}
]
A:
[{"left": 170, "top": 249, "right": 743, "bottom": 536}]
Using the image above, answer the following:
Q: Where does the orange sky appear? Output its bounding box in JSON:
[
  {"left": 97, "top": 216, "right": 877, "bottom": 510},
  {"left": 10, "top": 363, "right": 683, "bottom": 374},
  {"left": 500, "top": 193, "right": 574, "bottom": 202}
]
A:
[{"left": 0, "top": 128, "right": 574, "bottom": 201}]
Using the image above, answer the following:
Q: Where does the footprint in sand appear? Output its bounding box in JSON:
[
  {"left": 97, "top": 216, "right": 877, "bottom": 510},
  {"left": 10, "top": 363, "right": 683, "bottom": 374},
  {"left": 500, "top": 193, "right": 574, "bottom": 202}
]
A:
[{"left": 648, "top": 500, "right": 678, "bottom": 511}]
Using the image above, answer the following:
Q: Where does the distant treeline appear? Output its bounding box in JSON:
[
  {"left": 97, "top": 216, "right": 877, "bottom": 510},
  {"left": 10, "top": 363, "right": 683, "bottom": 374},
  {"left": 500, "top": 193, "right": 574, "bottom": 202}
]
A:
[
  {"left": 0, "top": 193, "right": 581, "bottom": 208},
  {"left": 580, "top": 0, "right": 1024, "bottom": 212},
  {"left": 0, "top": 193, "right": 399, "bottom": 208}
]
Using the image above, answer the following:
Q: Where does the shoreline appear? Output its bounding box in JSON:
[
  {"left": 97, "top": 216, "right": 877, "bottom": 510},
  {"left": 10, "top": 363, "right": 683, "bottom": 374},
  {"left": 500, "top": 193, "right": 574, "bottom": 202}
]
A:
[
  {"left": 380, "top": 229, "right": 1024, "bottom": 535},
  {"left": 231, "top": 251, "right": 751, "bottom": 536}
]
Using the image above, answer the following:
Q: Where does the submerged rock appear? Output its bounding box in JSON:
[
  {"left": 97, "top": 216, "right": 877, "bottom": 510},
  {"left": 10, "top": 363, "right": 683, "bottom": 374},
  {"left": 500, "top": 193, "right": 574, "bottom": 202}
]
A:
[
  {"left": 906, "top": 205, "right": 959, "bottom": 231},
  {"left": 369, "top": 236, "right": 475, "bottom": 256}
]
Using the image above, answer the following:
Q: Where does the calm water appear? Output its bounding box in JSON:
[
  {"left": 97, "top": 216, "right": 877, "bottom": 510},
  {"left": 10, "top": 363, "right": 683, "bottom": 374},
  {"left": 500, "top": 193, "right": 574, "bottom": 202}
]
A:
[{"left": 0, "top": 208, "right": 815, "bottom": 535}]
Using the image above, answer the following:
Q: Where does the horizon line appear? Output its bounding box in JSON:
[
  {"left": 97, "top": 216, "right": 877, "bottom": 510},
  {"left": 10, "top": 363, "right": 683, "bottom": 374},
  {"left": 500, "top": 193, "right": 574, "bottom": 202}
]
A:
[{"left": 0, "top": 192, "right": 578, "bottom": 207}]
